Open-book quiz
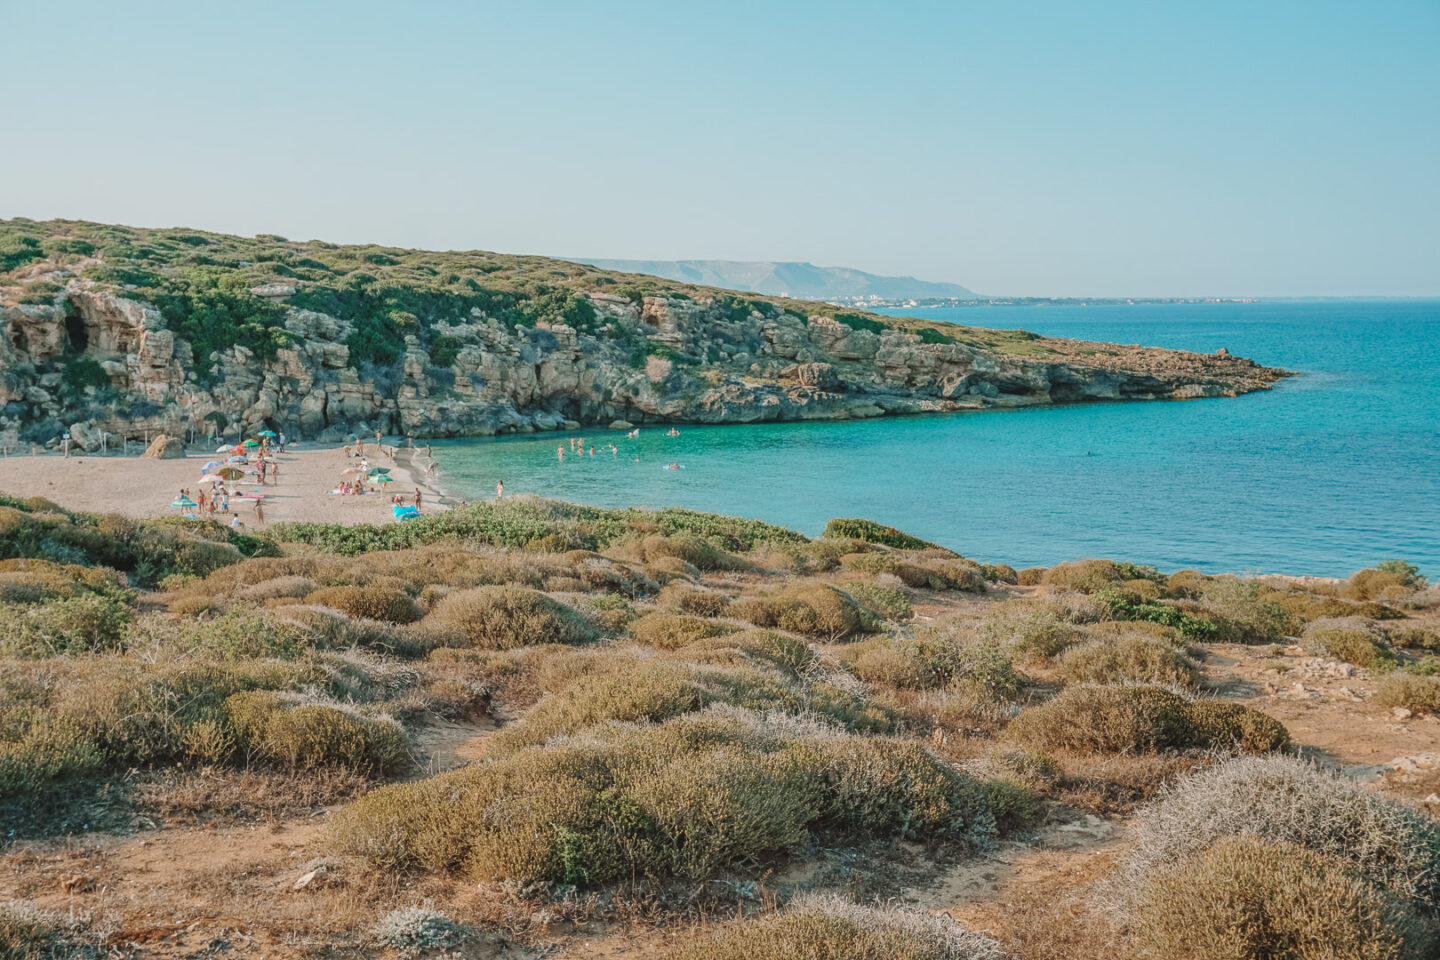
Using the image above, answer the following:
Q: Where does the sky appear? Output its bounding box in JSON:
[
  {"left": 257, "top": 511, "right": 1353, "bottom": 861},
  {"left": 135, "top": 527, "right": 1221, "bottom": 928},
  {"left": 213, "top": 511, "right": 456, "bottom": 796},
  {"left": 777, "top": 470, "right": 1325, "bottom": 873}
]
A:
[{"left": 2, "top": 0, "right": 1437, "bottom": 297}]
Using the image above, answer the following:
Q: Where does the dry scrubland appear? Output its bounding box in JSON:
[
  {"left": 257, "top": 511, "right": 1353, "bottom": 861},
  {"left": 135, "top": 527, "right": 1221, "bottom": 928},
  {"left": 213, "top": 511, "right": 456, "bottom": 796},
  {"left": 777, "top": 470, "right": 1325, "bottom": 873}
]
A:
[{"left": 0, "top": 494, "right": 1438, "bottom": 959}]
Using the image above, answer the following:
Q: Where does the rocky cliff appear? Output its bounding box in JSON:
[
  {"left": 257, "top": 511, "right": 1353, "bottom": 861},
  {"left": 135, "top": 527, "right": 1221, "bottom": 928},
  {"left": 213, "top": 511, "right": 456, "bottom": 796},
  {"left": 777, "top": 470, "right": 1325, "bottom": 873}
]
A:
[{"left": 0, "top": 220, "right": 1290, "bottom": 453}]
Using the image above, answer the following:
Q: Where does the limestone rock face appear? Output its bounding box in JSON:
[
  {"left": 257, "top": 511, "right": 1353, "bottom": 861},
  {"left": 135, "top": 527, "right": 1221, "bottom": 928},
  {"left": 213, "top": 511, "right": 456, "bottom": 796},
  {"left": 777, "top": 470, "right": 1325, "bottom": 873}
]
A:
[
  {"left": 140, "top": 435, "right": 185, "bottom": 458},
  {"left": 0, "top": 283, "right": 1291, "bottom": 449}
]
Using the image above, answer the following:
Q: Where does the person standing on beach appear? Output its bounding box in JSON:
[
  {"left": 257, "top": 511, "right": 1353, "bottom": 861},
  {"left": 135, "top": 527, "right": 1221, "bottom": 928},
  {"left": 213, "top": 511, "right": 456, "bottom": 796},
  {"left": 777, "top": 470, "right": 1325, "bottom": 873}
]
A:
[
  {"left": 375, "top": 430, "right": 382, "bottom": 446},
  {"left": 254, "top": 500, "right": 264, "bottom": 525},
  {"left": 496, "top": 480, "right": 504, "bottom": 499},
  {"left": 414, "top": 488, "right": 423, "bottom": 509}
]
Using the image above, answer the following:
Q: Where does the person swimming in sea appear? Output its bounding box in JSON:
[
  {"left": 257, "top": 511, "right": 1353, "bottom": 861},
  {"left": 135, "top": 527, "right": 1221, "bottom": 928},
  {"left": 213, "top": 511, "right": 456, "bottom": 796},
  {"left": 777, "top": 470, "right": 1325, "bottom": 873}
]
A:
[{"left": 557, "top": 445, "right": 565, "bottom": 461}]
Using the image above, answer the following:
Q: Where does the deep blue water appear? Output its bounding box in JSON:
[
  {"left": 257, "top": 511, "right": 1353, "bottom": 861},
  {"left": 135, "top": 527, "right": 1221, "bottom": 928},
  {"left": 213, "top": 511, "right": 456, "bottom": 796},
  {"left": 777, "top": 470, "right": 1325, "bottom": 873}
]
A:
[{"left": 433, "top": 300, "right": 1439, "bottom": 578}]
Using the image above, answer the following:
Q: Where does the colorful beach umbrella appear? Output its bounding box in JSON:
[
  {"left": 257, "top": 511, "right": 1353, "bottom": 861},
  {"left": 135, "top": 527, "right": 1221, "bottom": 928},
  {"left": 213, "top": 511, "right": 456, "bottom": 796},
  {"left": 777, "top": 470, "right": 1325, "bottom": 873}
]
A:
[
  {"left": 258, "top": 430, "right": 277, "bottom": 438},
  {"left": 242, "top": 439, "right": 260, "bottom": 448},
  {"left": 367, "top": 467, "right": 392, "bottom": 477},
  {"left": 202, "top": 460, "right": 223, "bottom": 472},
  {"left": 373, "top": 475, "right": 393, "bottom": 484}
]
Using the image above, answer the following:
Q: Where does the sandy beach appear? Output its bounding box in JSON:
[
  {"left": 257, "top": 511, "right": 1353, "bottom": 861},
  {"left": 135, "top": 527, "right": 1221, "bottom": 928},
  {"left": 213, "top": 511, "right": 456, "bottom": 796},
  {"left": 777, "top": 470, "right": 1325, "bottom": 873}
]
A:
[{"left": 0, "top": 441, "right": 453, "bottom": 527}]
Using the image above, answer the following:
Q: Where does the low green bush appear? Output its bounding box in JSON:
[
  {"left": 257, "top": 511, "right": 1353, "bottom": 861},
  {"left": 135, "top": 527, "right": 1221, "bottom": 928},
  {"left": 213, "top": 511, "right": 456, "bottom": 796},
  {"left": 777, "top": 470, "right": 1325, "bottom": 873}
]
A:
[
  {"left": 1303, "top": 626, "right": 1399, "bottom": 670},
  {"left": 840, "top": 582, "right": 913, "bottom": 622},
  {"left": 0, "top": 594, "right": 133, "bottom": 657},
  {"left": 822, "top": 518, "right": 944, "bottom": 551},
  {"left": 981, "top": 601, "right": 1080, "bottom": 660}
]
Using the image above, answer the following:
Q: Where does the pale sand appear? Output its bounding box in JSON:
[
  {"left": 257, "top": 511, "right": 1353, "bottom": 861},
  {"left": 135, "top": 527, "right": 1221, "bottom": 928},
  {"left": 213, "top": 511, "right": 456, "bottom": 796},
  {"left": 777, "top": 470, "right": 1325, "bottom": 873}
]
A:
[{"left": 0, "top": 442, "right": 454, "bottom": 528}]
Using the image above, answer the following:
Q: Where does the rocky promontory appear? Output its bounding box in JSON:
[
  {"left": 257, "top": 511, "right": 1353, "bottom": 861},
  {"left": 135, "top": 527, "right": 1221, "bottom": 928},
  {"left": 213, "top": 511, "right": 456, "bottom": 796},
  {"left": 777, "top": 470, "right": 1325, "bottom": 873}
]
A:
[{"left": 0, "top": 219, "right": 1291, "bottom": 452}]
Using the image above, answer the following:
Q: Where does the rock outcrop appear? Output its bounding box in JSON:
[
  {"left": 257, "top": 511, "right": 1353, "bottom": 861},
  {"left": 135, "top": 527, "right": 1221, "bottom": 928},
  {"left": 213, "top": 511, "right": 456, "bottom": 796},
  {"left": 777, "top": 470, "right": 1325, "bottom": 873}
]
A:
[{"left": 0, "top": 282, "right": 1291, "bottom": 453}]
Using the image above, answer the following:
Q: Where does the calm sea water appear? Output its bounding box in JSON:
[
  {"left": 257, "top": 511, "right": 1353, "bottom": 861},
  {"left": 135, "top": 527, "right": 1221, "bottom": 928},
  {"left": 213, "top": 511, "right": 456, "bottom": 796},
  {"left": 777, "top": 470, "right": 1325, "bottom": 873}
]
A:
[{"left": 433, "top": 300, "right": 1439, "bottom": 577}]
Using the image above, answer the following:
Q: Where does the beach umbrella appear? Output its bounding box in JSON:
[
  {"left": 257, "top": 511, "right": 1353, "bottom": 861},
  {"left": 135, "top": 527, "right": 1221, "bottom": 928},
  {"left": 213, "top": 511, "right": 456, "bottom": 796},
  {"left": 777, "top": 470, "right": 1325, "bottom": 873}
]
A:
[
  {"left": 373, "top": 475, "right": 393, "bottom": 485},
  {"left": 242, "top": 439, "right": 260, "bottom": 448},
  {"left": 170, "top": 497, "right": 198, "bottom": 513},
  {"left": 198, "top": 475, "right": 225, "bottom": 485},
  {"left": 367, "top": 467, "right": 392, "bottom": 477},
  {"left": 202, "top": 460, "right": 223, "bottom": 471},
  {"left": 217, "top": 467, "right": 245, "bottom": 480},
  {"left": 215, "top": 445, "right": 233, "bottom": 454},
  {"left": 258, "top": 430, "right": 277, "bottom": 438}
]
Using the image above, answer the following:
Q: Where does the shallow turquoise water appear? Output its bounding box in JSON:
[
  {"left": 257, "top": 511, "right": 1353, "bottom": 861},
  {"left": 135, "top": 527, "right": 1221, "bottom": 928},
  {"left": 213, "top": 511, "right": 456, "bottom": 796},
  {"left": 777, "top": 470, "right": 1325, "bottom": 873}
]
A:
[{"left": 433, "top": 300, "right": 1439, "bottom": 577}]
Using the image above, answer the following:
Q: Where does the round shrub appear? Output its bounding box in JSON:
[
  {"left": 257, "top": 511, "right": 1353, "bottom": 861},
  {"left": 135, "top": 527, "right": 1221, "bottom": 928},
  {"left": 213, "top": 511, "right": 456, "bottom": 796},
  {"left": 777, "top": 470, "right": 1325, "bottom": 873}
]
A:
[
  {"left": 224, "top": 691, "right": 404, "bottom": 772},
  {"left": 822, "top": 518, "right": 943, "bottom": 551},
  {"left": 840, "top": 582, "right": 913, "bottom": 622},
  {"left": 982, "top": 600, "right": 1081, "bottom": 660},
  {"left": 1376, "top": 673, "right": 1440, "bottom": 716},
  {"left": 426, "top": 586, "right": 598, "bottom": 649},
  {"left": 0, "top": 594, "right": 132, "bottom": 657},
  {"left": 330, "top": 709, "right": 995, "bottom": 886},
  {"left": 1303, "top": 625, "right": 1398, "bottom": 669},
  {"left": 629, "top": 613, "right": 732, "bottom": 650},
  {"left": 305, "top": 585, "right": 422, "bottom": 624},
  {"left": 1006, "top": 685, "right": 1287, "bottom": 755},
  {"left": 663, "top": 894, "right": 1006, "bottom": 960},
  {"left": 236, "top": 575, "right": 318, "bottom": 602},
  {"left": 1128, "top": 835, "right": 1434, "bottom": 960},
  {"left": 1183, "top": 700, "right": 1290, "bottom": 752},
  {"left": 1015, "top": 567, "right": 1046, "bottom": 586},
  {"left": 1119, "top": 755, "right": 1440, "bottom": 906},
  {"left": 640, "top": 533, "right": 745, "bottom": 572},
  {"left": 738, "top": 583, "right": 877, "bottom": 640},
  {"left": 655, "top": 582, "right": 733, "bottom": 617},
  {"left": 1042, "top": 559, "right": 1127, "bottom": 593},
  {"left": 1055, "top": 635, "right": 1200, "bottom": 689}
]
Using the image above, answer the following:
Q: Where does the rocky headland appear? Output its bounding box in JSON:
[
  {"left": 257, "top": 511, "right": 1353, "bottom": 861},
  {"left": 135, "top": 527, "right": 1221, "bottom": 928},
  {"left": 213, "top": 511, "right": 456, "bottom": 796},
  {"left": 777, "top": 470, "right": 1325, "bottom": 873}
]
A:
[{"left": 0, "top": 219, "right": 1291, "bottom": 452}]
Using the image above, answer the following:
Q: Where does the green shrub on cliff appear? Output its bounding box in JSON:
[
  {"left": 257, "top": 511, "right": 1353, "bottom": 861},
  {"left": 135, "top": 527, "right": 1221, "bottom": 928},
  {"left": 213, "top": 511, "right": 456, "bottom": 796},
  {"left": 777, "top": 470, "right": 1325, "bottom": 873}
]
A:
[{"left": 822, "top": 518, "right": 944, "bottom": 551}]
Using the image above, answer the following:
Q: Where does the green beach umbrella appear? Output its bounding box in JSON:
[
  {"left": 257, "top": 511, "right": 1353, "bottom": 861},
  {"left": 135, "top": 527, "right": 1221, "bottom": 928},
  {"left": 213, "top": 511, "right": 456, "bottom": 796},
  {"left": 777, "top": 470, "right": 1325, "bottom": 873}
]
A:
[
  {"left": 367, "top": 467, "right": 392, "bottom": 477},
  {"left": 258, "top": 430, "right": 277, "bottom": 438},
  {"left": 242, "top": 439, "right": 260, "bottom": 448}
]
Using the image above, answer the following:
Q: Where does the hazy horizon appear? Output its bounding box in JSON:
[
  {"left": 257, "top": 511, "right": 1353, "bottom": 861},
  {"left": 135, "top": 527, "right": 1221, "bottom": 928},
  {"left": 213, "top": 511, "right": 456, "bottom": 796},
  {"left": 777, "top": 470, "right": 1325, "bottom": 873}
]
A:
[{"left": 3, "top": 1, "right": 1436, "bottom": 299}]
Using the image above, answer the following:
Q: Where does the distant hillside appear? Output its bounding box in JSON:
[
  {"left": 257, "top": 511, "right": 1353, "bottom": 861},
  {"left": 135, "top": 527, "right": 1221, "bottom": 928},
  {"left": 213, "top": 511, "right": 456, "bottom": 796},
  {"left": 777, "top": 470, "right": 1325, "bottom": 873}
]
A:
[{"left": 568, "top": 259, "right": 977, "bottom": 301}]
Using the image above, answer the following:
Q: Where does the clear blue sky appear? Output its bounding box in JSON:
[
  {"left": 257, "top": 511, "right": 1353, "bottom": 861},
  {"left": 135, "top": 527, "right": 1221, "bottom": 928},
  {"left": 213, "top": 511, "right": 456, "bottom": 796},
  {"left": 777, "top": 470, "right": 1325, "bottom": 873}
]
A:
[{"left": 3, "top": 1, "right": 1436, "bottom": 297}]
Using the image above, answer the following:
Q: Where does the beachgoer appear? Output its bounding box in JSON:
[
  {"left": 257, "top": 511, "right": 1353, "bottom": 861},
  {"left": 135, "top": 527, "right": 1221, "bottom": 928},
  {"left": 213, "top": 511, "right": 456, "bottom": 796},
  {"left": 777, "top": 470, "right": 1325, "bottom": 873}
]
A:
[
  {"left": 496, "top": 480, "right": 504, "bottom": 499},
  {"left": 557, "top": 445, "right": 564, "bottom": 461},
  {"left": 375, "top": 430, "right": 382, "bottom": 446},
  {"left": 589, "top": 446, "right": 595, "bottom": 456},
  {"left": 414, "top": 488, "right": 423, "bottom": 509},
  {"left": 254, "top": 501, "right": 264, "bottom": 524},
  {"left": 229, "top": 513, "right": 243, "bottom": 530}
]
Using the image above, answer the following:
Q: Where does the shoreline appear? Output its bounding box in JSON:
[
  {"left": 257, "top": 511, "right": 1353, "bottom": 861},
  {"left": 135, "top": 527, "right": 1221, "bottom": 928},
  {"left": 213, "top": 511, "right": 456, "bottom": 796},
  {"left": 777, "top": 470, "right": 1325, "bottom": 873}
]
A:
[{"left": 0, "top": 439, "right": 457, "bottom": 529}]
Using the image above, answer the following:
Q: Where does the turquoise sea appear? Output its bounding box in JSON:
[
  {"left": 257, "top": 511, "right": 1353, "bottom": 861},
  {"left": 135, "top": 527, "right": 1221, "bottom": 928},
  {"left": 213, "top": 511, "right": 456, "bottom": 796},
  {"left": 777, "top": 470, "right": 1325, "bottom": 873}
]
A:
[{"left": 433, "top": 300, "right": 1439, "bottom": 577}]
